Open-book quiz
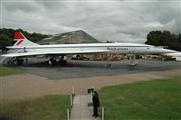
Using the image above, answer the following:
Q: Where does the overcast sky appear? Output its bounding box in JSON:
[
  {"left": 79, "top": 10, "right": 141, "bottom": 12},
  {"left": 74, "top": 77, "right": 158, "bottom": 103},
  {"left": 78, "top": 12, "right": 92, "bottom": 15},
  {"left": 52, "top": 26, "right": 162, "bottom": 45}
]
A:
[{"left": 0, "top": 0, "right": 180, "bottom": 43}]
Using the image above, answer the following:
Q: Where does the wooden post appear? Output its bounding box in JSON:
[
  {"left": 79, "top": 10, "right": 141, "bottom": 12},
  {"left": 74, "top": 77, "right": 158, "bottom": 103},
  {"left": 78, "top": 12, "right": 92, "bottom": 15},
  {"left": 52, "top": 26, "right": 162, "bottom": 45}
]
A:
[
  {"left": 72, "top": 86, "right": 75, "bottom": 95},
  {"left": 70, "top": 94, "right": 73, "bottom": 107}
]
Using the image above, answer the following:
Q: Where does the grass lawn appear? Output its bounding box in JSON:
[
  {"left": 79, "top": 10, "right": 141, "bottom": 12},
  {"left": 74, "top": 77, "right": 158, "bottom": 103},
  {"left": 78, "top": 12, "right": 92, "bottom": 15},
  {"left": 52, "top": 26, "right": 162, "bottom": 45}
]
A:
[
  {"left": 99, "top": 77, "right": 181, "bottom": 120},
  {"left": 0, "top": 95, "right": 70, "bottom": 120},
  {"left": 0, "top": 66, "right": 24, "bottom": 76}
]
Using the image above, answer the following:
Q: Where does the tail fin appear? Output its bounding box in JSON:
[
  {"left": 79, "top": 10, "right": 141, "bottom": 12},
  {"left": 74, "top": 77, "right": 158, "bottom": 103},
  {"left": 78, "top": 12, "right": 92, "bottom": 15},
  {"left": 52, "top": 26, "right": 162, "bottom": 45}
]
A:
[{"left": 13, "top": 32, "right": 39, "bottom": 46}]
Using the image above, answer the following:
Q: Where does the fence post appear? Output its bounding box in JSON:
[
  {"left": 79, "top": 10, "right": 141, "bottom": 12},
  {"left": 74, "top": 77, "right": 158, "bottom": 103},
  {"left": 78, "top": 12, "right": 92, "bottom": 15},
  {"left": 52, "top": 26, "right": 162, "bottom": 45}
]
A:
[
  {"left": 70, "top": 94, "right": 73, "bottom": 107},
  {"left": 102, "top": 107, "right": 104, "bottom": 120},
  {"left": 72, "top": 86, "right": 75, "bottom": 96},
  {"left": 67, "top": 108, "right": 70, "bottom": 120}
]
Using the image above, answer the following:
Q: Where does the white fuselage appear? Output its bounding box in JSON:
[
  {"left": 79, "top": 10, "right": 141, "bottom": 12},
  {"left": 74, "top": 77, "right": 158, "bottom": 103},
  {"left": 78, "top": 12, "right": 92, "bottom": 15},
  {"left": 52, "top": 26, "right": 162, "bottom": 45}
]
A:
[{"left": 8, "top": 43, "right": 174, "bottom": 55}]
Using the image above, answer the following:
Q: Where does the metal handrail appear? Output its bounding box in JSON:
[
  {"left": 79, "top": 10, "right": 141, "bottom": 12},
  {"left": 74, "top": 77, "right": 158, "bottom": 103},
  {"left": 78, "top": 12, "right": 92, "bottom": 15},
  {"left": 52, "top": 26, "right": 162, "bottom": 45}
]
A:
[
  {"left": 102, "top": 107, "right": 105, "bottom": 120},
  {"left": 67, "top": 108, "right": 70, "bottom": 120}
]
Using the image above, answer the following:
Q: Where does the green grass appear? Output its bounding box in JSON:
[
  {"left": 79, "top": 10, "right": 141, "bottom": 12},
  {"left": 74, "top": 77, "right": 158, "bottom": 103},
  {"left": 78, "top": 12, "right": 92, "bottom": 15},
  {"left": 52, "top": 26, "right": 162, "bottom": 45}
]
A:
[
  {"left": 99, "top": 77, "right": 181, "bottom": 120},
  {"left": 0, "top": 95, "right": 70, "bottom": 120},
  {"left": 0, "top": 66, "right": 24, "bottom": 76}
]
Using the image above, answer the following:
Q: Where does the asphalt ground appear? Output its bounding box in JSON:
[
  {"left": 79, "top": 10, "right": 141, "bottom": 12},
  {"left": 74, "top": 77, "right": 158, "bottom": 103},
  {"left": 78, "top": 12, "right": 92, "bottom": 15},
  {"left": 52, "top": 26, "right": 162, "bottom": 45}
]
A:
[{"left": 13, "top": 58, "right": 181, "bottom": 80}]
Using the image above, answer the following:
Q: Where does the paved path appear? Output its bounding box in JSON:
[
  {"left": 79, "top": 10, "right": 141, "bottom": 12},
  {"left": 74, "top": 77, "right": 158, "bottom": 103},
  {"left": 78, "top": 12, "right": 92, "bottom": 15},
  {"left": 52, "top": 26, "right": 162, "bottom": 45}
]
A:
[{"left": 70, "top": 95, "right": 100, "bottom": 120}]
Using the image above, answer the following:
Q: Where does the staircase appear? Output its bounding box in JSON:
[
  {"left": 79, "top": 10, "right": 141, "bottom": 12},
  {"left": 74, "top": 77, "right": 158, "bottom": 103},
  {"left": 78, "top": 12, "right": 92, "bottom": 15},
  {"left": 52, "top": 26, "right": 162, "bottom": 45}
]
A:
[{"left": 0, "top": 49, "right": 23, "bottom": 65}]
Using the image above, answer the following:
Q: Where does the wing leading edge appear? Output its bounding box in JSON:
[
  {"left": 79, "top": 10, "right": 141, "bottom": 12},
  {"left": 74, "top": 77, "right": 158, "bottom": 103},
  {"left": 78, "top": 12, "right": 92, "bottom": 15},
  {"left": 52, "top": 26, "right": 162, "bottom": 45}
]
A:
[{"left": 2, "top": 50, "right": 110, "bottom": 57}]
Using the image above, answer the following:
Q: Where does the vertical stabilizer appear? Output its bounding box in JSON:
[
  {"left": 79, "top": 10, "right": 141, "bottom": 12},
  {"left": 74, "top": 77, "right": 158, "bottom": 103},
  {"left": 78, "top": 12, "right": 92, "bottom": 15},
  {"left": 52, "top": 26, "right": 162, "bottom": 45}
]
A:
[{"left": 13, "top": 32, "right": 39, "bottom": 46}]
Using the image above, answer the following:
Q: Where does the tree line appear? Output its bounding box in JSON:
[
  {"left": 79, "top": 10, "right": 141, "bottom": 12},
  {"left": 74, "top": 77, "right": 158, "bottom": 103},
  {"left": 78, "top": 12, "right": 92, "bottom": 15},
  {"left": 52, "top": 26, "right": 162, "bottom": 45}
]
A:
[
  {"left": 0, "top": 28, "right": 48, "bottom": 51},
  {"left": 145, "top": 31, "right": 181, "bottom": 51}
]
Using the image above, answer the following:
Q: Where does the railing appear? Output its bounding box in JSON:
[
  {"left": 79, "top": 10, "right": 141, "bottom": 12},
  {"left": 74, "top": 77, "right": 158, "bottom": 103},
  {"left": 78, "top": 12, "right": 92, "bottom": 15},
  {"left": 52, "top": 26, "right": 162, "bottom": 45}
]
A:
[
  {"left": 67, "top": 108, "right": 70, "bottom": 120},
  {"left": 70, "top": 86, "right": 75, "bottom": 107},
  {"left": 101, "top": 107, "right": 105, "bottom": 120}
]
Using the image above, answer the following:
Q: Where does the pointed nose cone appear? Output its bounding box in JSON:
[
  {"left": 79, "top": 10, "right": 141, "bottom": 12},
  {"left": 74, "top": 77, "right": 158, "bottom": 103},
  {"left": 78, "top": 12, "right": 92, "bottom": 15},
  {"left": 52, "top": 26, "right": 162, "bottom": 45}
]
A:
[
  {"left": 152, "top": 47, "right": 176, "bottom": 54},
  {"left": 161, "top": 48, "right": 176, "bottom": 53}
]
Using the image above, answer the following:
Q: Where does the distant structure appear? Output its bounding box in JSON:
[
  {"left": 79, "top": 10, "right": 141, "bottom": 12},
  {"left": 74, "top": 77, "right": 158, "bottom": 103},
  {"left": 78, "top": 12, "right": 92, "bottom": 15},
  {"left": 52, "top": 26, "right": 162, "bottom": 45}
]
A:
[{"left": 38, "top": 30, "right": 100, "bottom": 44}]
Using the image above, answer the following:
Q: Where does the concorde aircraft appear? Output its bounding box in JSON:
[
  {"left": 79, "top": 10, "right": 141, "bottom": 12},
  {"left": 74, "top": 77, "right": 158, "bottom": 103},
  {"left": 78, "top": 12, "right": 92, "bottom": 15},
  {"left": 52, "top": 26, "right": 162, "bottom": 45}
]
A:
[{"left": 1, "top": 32, "right": 177, "bottom": 65}]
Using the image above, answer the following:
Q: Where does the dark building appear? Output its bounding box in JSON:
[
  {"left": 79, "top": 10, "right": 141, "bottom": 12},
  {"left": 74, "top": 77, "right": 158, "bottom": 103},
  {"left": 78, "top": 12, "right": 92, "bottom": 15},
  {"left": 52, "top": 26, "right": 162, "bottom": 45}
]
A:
[{"left": 38, "top": 30, "right": 100, "bottom": 44}]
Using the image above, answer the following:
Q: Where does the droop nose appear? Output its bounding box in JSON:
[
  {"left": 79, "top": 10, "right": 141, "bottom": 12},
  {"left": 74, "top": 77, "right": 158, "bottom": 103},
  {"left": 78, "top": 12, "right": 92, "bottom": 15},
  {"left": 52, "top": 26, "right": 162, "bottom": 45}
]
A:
[{"left": 161, "top": 48, "right": 176, "bottom": 53}]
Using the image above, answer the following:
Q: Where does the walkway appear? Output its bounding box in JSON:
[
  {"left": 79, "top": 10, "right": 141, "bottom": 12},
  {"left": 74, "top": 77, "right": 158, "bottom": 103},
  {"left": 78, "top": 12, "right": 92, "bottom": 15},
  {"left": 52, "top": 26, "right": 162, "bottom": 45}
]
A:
[{"left": 70, "top": 95, "right": 100, "bottom": 120}]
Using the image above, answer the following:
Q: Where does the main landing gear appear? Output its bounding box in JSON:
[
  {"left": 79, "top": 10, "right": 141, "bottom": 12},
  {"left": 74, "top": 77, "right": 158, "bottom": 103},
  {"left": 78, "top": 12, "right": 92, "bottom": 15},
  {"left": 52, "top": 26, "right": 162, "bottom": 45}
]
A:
[{"left": 48, "top": 55, "right": 67, "bottom": 66}]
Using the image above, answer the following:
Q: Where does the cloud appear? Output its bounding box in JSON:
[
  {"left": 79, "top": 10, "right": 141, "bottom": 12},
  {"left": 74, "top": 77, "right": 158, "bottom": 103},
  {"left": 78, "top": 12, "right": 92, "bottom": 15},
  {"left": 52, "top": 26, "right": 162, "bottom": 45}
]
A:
[
  {"left": 145, "top": 21, "right": 164, "bottom": 28},
  {"left": 1, "top": 0, "right": 180, "bottom": 43}
]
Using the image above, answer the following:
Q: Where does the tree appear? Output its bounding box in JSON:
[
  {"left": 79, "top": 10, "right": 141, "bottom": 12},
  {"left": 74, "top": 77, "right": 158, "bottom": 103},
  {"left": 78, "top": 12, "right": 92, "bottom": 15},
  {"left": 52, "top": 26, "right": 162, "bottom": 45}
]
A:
[
  {"left": 0, "top": 28, "right": 48, "bottom": 51},
  {"left": 0, "top": 33, "right": 13, "bottom": 51},
  {"left": 145, "top": 30, "right": 181, "bottom": 51}
]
